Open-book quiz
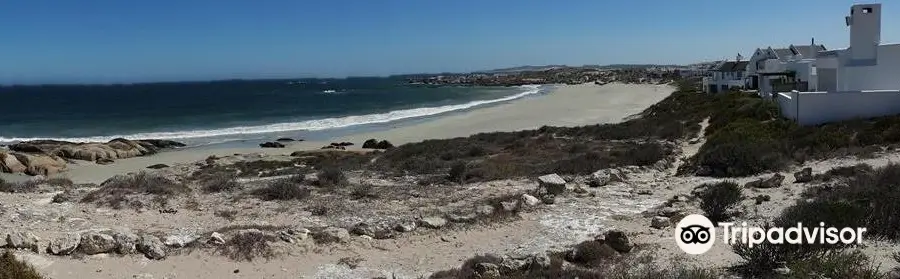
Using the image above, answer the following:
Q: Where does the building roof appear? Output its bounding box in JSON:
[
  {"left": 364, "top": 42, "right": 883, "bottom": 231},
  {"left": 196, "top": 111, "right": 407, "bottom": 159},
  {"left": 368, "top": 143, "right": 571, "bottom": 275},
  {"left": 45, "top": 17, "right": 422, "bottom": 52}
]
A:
[
  {"left": 773, "top": 48, "right": 793, "bottom": 59},
  {"left": 712, "top": 61, "right": 748, "bottom": 72},
  {"left": 791, "top": 45, "right": 827, "bottom": 57}
]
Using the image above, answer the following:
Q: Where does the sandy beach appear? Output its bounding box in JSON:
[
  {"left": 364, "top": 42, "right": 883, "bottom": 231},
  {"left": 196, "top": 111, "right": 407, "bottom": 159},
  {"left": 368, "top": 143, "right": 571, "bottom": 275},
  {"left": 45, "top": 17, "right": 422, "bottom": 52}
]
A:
[{"left": 52, "top": 82, "right": 675, "bottom": 184}]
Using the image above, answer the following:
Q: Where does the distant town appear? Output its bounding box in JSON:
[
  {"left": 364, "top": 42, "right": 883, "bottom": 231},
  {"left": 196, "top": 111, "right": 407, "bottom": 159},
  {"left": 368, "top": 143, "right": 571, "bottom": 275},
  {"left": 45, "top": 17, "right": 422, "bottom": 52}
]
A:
[{"left": 399, "top": 62, "right": 719, "bottom": 86}]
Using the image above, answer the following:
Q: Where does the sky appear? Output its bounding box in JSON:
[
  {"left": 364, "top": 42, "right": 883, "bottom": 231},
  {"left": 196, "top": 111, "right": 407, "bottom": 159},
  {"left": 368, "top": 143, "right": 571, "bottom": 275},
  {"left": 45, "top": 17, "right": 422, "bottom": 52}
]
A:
[{"left": 1, "top": 0, "right": 896, "bottom": 84}]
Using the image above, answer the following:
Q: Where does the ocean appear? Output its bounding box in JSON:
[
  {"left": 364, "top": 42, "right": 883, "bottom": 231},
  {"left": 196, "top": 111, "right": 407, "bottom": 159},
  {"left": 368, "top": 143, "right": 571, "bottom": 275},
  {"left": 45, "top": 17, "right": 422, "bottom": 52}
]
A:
[{"left": 0, "top": 78, "right": 547, "bottom": 147}]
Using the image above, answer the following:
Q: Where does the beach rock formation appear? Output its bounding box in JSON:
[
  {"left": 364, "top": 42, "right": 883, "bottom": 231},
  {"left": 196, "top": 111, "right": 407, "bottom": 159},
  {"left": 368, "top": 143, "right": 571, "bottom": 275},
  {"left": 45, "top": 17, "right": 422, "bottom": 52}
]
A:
[
  {"left": 259, "top": 142, "right": 285, "bottom": 148},
  {"left": 0, "top": 139, "right": 184, "bottom": 175},
  {"left": 362, "top": 139, "right": 394, "bottom": 149},
  {"left": 146, "top": 164, "right": 170, "bottom": 169},
  {"left": 276, "top": 138, "right": 297, "bottom": 142},
  {"left": 538, "top": 174, "right": 567, "bottom": 195}
]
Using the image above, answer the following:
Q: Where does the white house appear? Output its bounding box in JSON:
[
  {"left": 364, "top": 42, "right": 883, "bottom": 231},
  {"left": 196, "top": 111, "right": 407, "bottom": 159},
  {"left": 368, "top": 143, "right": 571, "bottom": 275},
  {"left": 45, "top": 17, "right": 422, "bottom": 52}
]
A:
[
  {"left": 746, "top": 42, "right": 826, "bottom": 96},
  {"left": 776, "top": 3, "right": 900, "bottom": 125},
  {"left": 702, "top": 55, "right": 748, "bottom": 93}
]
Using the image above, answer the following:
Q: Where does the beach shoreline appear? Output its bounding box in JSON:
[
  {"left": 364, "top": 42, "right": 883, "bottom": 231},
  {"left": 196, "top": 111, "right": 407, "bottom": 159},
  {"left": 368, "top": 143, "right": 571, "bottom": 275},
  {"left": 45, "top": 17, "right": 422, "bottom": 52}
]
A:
[
  {"left": 2, "top": 82, "right": 674, "bottom": 184},
  {"left": 65, "top": 82, "right": 673, "bottom": 184}
]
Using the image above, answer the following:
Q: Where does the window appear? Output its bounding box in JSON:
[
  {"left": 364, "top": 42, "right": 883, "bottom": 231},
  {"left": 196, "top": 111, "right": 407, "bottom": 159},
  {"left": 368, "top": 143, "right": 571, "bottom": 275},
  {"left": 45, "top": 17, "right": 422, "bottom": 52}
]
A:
[{"left": 863, "top": 7, "right": 872, "bottom": 14}]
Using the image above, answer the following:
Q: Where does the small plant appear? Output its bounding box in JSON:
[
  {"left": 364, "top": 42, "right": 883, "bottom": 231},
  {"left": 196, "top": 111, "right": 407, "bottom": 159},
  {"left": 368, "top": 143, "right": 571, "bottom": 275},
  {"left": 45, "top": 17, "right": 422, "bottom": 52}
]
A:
[
  {"left": 696, "top": 181, "right": 742, "bottom": 223},
  {"left": 753, "top": 194, "right": 771, "bottom": 205},
  {"left": 201, "top": 175, "right": 242, "bottom": 193},
  {"left": 215, "top": 230, "right": 278, "bottom": 261},
  {"left": 786, "top": 250, "right": 883, "bottom": 279},
  {"left": 349, "top": 184, "right": 378, "bottom": 200},
  {"left": 0, "top": 250, "right": 45, "bottom": 279},
  {"left": 448, "top": 161, "right": 468, "bottom": 184},
  {"left": 315, "top": 167, "right": 346, "bottom": 187},
  {"left": 214, "top": 210, "right": 239, "bottom": 221},
  {"left": 252, "top": 178, "right": 310, "bottom": 201},
  {"left": 80, "top": 172, "right": 189, "bottom": 209},
  {"left": 337, "top": 256, "right": 364, "bottom": 269}
]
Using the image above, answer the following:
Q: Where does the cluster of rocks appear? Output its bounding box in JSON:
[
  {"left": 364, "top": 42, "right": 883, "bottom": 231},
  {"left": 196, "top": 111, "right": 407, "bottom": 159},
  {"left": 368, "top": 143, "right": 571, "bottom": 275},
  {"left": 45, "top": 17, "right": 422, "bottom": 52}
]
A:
[
  {"left": 643, "top": 194, "right": 692, "bottom": 229},
  {"left": 0, "top": 139, "right": 184, "bottom": 175},
  {"left": 794, "top": 167, "right": 813, "bottom": 183},
  {"left": 321, "top": 142, "right": 354, "bottom": 150},
  {"left": 744, "top": 173, "right": 785, "bottom": 189},
  {"left": 2, "top": 230, "right": 167, "bottom": 260},
  {"left": 361, "top": 139, "right": 394, "bottom": 149},
  {"left": 259, "top": 142, "right": 286, "bottom": 148}
]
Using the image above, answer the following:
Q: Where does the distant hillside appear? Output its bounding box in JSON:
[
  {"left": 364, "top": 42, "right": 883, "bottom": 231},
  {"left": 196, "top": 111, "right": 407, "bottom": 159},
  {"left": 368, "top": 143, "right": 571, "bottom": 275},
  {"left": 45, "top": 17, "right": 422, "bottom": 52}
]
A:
[{"left": 475, "top": 65, "right": 569, "bottom": 74}]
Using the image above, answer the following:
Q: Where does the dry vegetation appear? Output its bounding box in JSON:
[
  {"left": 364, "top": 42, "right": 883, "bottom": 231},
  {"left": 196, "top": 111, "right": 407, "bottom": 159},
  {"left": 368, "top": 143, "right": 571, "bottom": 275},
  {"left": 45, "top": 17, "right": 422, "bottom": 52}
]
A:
[{"left": 0, "top": 251, "right": 45, "bottom": 279}]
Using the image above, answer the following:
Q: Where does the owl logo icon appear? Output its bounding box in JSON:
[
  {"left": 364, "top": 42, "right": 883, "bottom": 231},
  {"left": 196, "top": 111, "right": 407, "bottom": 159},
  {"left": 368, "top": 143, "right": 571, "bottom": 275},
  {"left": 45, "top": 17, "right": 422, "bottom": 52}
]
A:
[{"left": 675, "top": 214, "right": 716, "bottom": 254}]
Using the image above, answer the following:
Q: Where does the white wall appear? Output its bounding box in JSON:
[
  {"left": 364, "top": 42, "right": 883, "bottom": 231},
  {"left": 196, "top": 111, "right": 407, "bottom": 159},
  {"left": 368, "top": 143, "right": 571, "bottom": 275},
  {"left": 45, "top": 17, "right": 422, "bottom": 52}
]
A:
[
  {"left": 842, "top": 44, "right": 900, "bottom": 91},
  {"left": 776, "top": 90, "right": 900, "bottom": 125}
]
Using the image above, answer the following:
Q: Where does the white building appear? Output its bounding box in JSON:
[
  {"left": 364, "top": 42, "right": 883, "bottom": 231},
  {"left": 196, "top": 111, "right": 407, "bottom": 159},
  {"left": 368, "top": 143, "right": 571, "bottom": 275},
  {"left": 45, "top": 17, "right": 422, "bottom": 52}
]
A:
[
  {"left": 776, "top": 3, "right": 900, "bottom": 125},
  {"left": 746, "top": 42, "right": 826, "bottom": 96},
  {"left": 702, "top": 56, "right": 748, "bottom": 93}
]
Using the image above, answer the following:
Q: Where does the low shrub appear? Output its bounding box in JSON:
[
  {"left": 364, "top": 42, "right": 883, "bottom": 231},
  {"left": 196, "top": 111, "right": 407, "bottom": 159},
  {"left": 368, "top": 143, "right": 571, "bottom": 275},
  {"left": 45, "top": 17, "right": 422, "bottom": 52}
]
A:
[
  {"left": 80, "top": 172, "right": 189, "bottom": 209},
  {"left": 215, "top": 230, "right": 278, "bottom": 261},
  {"left": 201, "top": 175, "right": 242, "bottom": 193},
  {"left": 785, "top": 250, "right": 883, "bottom": 279},
  {"left": 0, "top": 251, "right": 44, "bottom": 279},
  {"left": 696, "top": 181, "right": 742, "bottom": 223},
  {"left": 315, "top": 167, "right": 346, "bottom": 187},
  {"left": 252, "top": 178, "right": 310, "bottom": 201}
]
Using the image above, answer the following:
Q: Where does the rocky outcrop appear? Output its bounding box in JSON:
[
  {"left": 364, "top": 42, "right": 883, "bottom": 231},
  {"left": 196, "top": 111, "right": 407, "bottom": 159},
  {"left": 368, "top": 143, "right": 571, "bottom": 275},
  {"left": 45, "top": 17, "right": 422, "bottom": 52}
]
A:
[
  {"left": 588, "top": 169, "right": 626, "bottom": 187},
  {"left": 601, "top": 230, "right": 632, "bottom": 253},
  {"left": 5, "top": 231, "right": 40, "bottom": 252},
  {"left": 418, "top": 216, "right": 448, "bottom": 229},
  {"left": 79, "top": 231, "right": 117, "bottom": 255},
  {"left": 1, "top": 139, "right": 183, "bottom": 175},
  {"left": 538, "top": 174, "right": 567, "bottom": 195},
  {"left": 745, "top": 173, "right": 785, "bottom": 189},
  {"left": 138, "top": 234, "right": 167, "bottom": 260},
  {"left": 362, "top": 139, "right": 394, "bottom": 149},
  {"left": 259, "top": 142, "right": 285, "bottom": 148},
  {"left": 47, "top": 233, "right": 80, "bottom": 255},
  {"left": 794, "top": 167, "right": 813, "bottom": 183}
]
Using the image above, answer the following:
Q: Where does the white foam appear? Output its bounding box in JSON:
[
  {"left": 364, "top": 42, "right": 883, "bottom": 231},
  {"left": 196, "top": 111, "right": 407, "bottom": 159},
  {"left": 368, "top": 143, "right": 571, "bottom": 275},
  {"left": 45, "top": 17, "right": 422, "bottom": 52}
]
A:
[{"left": 0, "top": 85, "right": 544, "bottom": 143}]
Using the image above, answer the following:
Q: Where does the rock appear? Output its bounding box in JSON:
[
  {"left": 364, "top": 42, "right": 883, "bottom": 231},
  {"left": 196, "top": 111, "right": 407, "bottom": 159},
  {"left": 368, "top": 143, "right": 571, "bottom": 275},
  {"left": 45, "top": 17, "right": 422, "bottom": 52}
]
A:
[
  {"left": 330, "top": 142, "right": 353, "bottom": 147},
  {"left": 276, "top": 138, "right": 296, "bottom": 142},
  {"left": 474, "top": 262, "right": 501, "bottom": 278},
  {"left": 394, "top": 223, "right": 417, "bottom": 233},
  {"left": 540, "top": 194, "right": 556, "bottom": 204},
  {"left": 208, "top": 232, "right": 225, "bottom": 245},
  {"left": 588, "top": 169, "right": 626, "bottom": 187},
  {"left": 362, "top": 139, "right": 394, "bottom": 149},
  {"left": 418, "top": 217, "right": 448, "bottom": 229},
  {"left": 794, "top": 167, "right": 813, "bottom": 183},
  {"left": 0, "top": 151, "right": 27, "bottom": 173},
  {"left": 259, "top": 142, "right": 285, "bottom": 148},
  {"left": 519, "top": 194, "right": 541, "bottom": 207},
  {"left": 47, "top": 233, "right": 80, "bottom": 255},
  {"left": 320, "top": 227, "right": 351, "bottom": 243},
  {"left": 79, "top": 231, "right": 117, "bottom": 255},
  {"left": 146, "top": 164, "right": 169, "bottom": 169},
  {"left": 650, "top": 216, "right": 671, "bottom": 229},
  {"left": 447, "top": 213, "right": 478, "bottom": 223},
  {"left": 745, "top": 173, "right": 785, "bottom": 188},
  {"left": 95, "top": 158, "right": 115, "bottom": 165},
  {"left": 537, "top": 174, "right": 567, "bottom": 195},
  {"left": 12, "top": 153, "right": 67, "bottom": 176},
  {"left": 6, "top": 231, "right": 40, "bottom": 252},
  {"left": 372, "top": 228, "right": 396, "bottom": 239},
  {"left": 527, "top": 254, "right": 552, "bottom": 270},
  {"left": 603, "top": 230, "right": 632, "bottom": 253},
  {"left": 499, "top": 257, "right": 528, "bottom": 273},
  {"left": 475, "top": 205, "right": 496, "bottom": 216},
  {"left": 164, "top": 233, "right": 198, "bottom": 248},
  {"left": 573, "top": 185, "right": 588, "bottom": 194},
  {"left": 350, "top": 223, "right": 376, "bottom": 237},
  {"left": 500, "top": 200, "right": 519, "bottom": 212},
  {"left": 359, "top": 235, "right": 374, "bottom": 241},
  {"left": 636, "top": 189, "right": 653, "bottom": 195},
  {"left": 887, "top": 267, "right": 900, "bottom": 279},
  {"left": 137, "top": 234, "right": 166, "bottom": 260},
  {"left": 113, "top": 231, "right": 140, "bottom": 254},
  {"left": 289, "top": 151, "right": 306, "bottom": 157},
  {"left": 657, "top": 206, "right": 683, "bottom": 218}
]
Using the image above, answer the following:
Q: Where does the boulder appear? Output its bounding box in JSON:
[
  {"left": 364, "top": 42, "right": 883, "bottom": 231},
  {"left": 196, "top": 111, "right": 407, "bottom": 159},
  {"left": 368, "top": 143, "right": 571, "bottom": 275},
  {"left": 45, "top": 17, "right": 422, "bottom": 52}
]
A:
[
  {"left": 745, "top": 173, "right": 785, "bottom": 188},
  {"left": 208, "top": 232, "right": 226, "bottom": 245},
  {"left": 394, "top": 223, "right": 417, "bottom": 233},
  {"left": 113, "top": 231, "right": 140, "bottom": 254},
  {"left": 519, "top": 194, "right": 541, "bottom": 207},
  {"left": 164, "top": 233, "right": 198, "bottom": 248},
  {"left": 650, "top": 216, "right": 671, "bottom": 229},
  {"left": 475, "top": 205, "right": 496, "bottom": 216},
  {"left": 96, "top": 158, "right": 115, "bottom": 165},
  {"left": 79, "top": 231, "right": 117, "bottom": 255},
  {"left": 418, "top": 217, "right": 448, "bottom": 229},
  {"left": 47, "top": 233, "right": 80, "bottom": 255},
  {"left": 6, "top": 231, "right": 40, "bottom": 252},
  {"left": 361, "top": 139, "right": 393, "bottom": 149},
  {"left": 588, "top": 169, "right": 625, "bottom": 187},
  {"left": 276, "top": 138, "right": 296, "bottom": 142},
  {"left": 447, "top": 213, "right": 478, "bottom": 223},
  {"left": 537, "top": 174, "right": 567, "bottom": 195},
  {"left": 146, "top": 164, "right": 170, "bottom": 169},
  {"left": 794, "top": 167, "right": 813, "bottom": 183},
  {"left": 13, "top": 153, "right": 67, "bottom": 176},
  {"left": 350, "top": 223, "right": 375, "bottom": 237},
  {"left": 540, "top": 194, "right": 556, "bottom": 205},
  {"left": 602, "top": 230, "right": 632, "bottom": 253},
  {"left": 319, "top": 227, "right": 351, "bottom": 243},
  {"left": 527, "top": 254, "right": 552, "bottom": 270},
  {"left": 259, "top": 142, "right": 285, "bottom": 148},
  {"left": 0, "top": 151, "right": 27, "bottom": 173},
  {"left": 138, "top": 234, "right": 167, "bottom": 260}
]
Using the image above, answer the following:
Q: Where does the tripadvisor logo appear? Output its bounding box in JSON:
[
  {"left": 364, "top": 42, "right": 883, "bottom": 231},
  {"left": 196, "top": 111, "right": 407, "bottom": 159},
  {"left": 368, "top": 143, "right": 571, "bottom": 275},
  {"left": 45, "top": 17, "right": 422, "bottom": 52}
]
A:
[{"left": 674, "top": 214, "right": 867, "bottom": 255}]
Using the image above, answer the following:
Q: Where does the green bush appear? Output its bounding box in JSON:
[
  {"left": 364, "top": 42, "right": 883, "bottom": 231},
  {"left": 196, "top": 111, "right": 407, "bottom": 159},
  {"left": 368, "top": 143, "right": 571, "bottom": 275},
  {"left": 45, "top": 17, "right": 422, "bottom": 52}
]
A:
[
  {"left": 252, "top": 178, "right": 311, "bottom": 201},
  {"left": 316, "top": 167, "right": 346, "bottom": 187},
  {"left": 696, "top": 181, "right": 742, "bottom": 223},
  {"left": 201, "top": 175, "right": 242, "bottom": 193}
]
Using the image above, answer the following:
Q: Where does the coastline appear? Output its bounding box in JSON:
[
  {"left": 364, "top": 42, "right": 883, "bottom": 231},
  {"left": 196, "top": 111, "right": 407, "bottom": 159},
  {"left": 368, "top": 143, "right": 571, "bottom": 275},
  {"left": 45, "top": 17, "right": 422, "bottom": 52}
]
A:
[{"left": 6, "top": 82, "right": 675, "bottom": 184}]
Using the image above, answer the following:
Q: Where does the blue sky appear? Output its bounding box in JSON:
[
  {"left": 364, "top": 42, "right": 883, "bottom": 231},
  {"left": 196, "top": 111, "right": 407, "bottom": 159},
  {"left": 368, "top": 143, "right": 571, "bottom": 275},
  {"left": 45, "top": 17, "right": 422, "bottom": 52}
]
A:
[{"left": 1, "top": 0, "right": 896, "bottom": 84}]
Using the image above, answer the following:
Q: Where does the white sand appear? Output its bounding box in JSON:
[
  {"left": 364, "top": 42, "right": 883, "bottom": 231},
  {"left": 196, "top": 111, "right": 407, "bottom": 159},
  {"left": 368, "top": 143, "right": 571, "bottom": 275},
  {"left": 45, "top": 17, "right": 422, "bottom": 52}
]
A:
[{"left": 51, "top": 82, "right": 674, "bottom": 184}]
